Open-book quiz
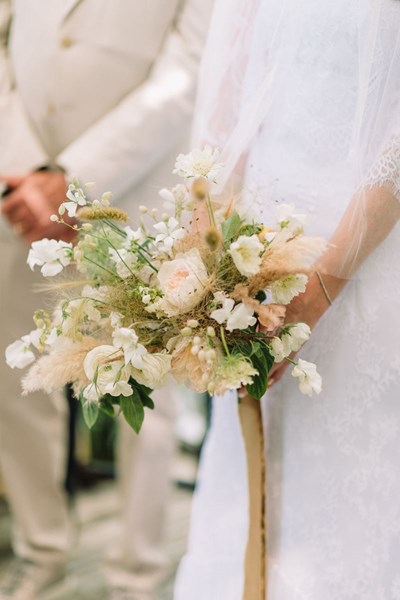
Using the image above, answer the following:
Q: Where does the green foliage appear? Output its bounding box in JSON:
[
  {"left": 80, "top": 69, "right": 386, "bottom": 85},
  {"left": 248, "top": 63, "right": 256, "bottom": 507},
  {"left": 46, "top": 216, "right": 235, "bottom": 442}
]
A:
[
  {"left": 245, "top": 342, "right": 274, "bottom": 400},
  {"left": 82, "top": 399, "right": 100, "bottom": 429},
  {"left": 221, "top": 212, "right": 242, "bottom": 245}
]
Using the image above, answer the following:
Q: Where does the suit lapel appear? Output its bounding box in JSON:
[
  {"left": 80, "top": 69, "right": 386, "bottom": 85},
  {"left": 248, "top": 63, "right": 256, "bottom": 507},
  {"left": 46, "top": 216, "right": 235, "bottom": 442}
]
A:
[{"left": 60, "top": 0, "right": 83, "bottom": 22}]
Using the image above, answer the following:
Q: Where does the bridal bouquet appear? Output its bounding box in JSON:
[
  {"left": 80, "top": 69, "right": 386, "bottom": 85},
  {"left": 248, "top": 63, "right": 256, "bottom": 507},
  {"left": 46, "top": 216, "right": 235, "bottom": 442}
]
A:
[{"left": 6, "top": 147, "right": 324, "bottom": 432}]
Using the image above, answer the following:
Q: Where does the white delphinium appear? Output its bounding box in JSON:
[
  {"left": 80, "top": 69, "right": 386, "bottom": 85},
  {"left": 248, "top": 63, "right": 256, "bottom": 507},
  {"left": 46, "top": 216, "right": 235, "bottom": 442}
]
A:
[
  {"left": 229, "top": 235, "right": 264, "bottom": 277},
  {"left": 112, "top": 327, "right": 147, "bottom": 368},
  {"left": 59, "top": 182, "right": 87, "bottom": 218},
  {"left": 271, "top": 274, "right": 308, "bottom": 305},
  {"left": 5, "top": 336, "right": 36, "bottom": 369},
  {"left": 153, "top": 217, "right": 185, "bottom": 255},
  {"left": 276, "top": 203, "right": 307, "bottom": 232},
  {"left": 173, "top": 146, "right": 224, "bottom": 183},
  {"left": 109, "top": 248, "right": 137, "bottom": 279},
  {"left": 292, "top": 359, "right": 322, "bottom": 396},
  {"left": 210, "top": 293, "right": 257, "bottom": 332},
  {"left": 27, "top": 239, "right": 73, "bottom": 276}
]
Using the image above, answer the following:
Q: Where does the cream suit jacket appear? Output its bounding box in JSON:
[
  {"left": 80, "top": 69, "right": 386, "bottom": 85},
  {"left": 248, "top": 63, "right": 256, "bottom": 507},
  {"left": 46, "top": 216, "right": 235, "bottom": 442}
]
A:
[{"left": 0, "top": 0, "right": 213, "bottom": 226}]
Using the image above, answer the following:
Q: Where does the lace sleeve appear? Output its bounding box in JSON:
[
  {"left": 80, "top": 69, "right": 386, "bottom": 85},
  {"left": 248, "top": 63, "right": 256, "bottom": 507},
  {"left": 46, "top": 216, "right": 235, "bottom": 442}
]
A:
[{"left": 364, "top": 137, "right": 400, "bottom": 203}]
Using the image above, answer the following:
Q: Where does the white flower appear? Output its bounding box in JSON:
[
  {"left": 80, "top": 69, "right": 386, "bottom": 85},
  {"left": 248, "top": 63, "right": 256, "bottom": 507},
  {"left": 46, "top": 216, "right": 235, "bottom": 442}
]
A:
[
  {"left": 109, "top": 248, "right": 137, "bottom": 279},
  {"left": 269, "top": 337, "right": 290, "bottom": 363},
  {"left": 112, "top": 327, "right": 147, "bottom": 368},
  {"left": 282, "top": 323, "right": 311, "bottom": 353},
  {"left": 276, "top": 203, "right": 307, "bottom": 231},
  {"left": 271, "top": 274, "right": 308, "bottom": 305},
  {"left": 229, "top": 235, "right": 264, "bottom": 277},
  {"left": 210, "top": 294, "right": 235, "bottom": 325},
  {"left": 153, "top": 217, "right": 185, "bottom": 255},
  {"left": 5, "top": 336, "right": 35, "bottom": 369},
  {"left": 150, "top": 248, "right": 209, "bottom": 316},
  {"left": 59, "top": 184, "right": 87, "bottom": 217},
  {"left": 131, "top": 353, "right": 172, "bottom": 388},
  {"left": 211, "top": 294, "right": 256, "bottom": 331},
  {"left": 292, "top": 359, "right": 322, "bottom": 396},
  {"left": 83, "top": 344, "right": 132, "bottom": 397},
  {"left": 173, "top": 146, "right": 224, "bottom": 182},
  {"left": 124, "top": 226, "right": 147, "bottom": 248},
  {"left": 27, "top": 239, "right": 73, "bottom": 276},
  {"left": 159, "top": 184, "right": 191, "bottom": 215},
  {"left": 214, "top": 355, "right": 259, "bottom": 395}
]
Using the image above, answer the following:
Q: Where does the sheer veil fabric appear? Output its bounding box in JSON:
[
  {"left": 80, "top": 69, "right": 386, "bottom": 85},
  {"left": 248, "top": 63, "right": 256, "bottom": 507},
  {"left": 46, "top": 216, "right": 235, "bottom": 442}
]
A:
[{"left": 175, "top": 1, "right": 400, "bottom": 599}]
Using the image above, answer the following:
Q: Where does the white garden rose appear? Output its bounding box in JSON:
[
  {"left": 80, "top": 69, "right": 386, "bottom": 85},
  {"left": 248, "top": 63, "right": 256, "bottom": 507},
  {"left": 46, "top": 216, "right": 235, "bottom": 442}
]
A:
[
  {"left": 131, "top": 353, "right": 172, "bottom": 388},
  {"left": 292, "top": 359, "right": 322, "bottom": 396},
  {"left": 151, "top": 248, "right": 209, "bottom": 316},
  {"left": 83, "top": 344, "right": 131, "bottom": 397},
  {"left": 270, "top": 274, "right": 308, "bottom": 305},
  {"left": 27, "top": 238, "right": 73, "bottom": 277},
  {"left": 229, "top": 235, "right": 264, "bottom": 277}
]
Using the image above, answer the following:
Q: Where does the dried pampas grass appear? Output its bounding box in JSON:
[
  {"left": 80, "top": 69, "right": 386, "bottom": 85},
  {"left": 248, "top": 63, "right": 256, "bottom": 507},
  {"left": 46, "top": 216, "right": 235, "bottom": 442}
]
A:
[{"left": 22, "top": 337, "right": 99, "bottom": 395}]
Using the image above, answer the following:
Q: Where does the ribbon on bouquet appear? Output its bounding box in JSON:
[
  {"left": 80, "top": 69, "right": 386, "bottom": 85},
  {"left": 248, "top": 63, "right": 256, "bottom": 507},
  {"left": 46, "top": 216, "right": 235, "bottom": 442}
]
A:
[{"left": 238, "top": 392, "right": 267, "bottom": 600}]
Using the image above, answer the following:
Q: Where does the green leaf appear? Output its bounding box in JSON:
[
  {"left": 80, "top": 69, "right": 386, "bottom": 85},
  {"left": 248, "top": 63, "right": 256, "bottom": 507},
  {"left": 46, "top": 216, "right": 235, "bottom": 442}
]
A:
[
  {"left": 99, "top": 395, "right": 115, "bottom": 418},
  {"left": 246, "top": 344, "right": 274, "bottom": 400},
  {"left": 221, "top": 212, "right": 242, "bottom": 245},
  {"left": 82, "top": 401, "right": 100, "bottom": 429},
  {"left": 120, "top": 390, "right": 145, "bottom": 433}
]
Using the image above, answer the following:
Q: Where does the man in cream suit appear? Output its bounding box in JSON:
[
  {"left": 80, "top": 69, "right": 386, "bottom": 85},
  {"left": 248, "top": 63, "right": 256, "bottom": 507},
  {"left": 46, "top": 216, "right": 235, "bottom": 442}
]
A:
[{"left": 0, "top": 1, "right": 213, "bottom": 598}]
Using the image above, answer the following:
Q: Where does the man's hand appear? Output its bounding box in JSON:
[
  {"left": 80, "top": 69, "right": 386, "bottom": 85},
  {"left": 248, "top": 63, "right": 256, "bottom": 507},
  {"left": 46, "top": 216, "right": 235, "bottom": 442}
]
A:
[{"left": 1, "top": 170, "right": 76, "bottom": 243}]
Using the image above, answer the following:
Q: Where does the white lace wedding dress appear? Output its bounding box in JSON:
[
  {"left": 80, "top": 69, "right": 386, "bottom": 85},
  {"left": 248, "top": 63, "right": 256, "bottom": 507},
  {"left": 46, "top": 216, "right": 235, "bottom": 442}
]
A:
[{"left": 175, "top": 1, "right": 400, "bottom": 598}]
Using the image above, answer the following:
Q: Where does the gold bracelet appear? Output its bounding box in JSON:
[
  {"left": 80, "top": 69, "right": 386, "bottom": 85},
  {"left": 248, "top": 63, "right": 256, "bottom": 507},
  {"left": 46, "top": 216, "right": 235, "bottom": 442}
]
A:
[{"left": 315, "top": 271, "right": 333, "bottom": 306}]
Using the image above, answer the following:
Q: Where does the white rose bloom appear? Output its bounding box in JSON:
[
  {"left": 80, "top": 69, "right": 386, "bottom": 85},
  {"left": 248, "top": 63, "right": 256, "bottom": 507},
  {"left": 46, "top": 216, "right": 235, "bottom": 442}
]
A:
[
  {"left": 131, "top": 353, "right": 172, "bottom": 388},
  {"left": 5, "top": 336, "right": 35, "bottom": 369},
  {"left": 226, "top": 303, "right": 257, "bottom": 332},
  {"left": 292, "top": 359, "right": 322, "bottom": 396},
  {"left": 269, "top": 337, "right": 290, "bottom": 363},
  {"left": 84, "top": 345, "right": 130, "bottom": 398},
  {"left": 27, "top": 238, "right": 73, "bottom": 277},
  {"left": 229, "top": 235, "right": 264, "bottom": 277},
  {"left": 151, "top": 248, "right": 209, "bottom": 316},
  {"left": 109, "top": 248, "right": 137, "bottom": 279},
  {"left": 153, "top": 217, "right": 185, "bottom": 255},
  {"left": 271, "top": 274, "right": 308, "bottom": 305},
  {"left": 276, "top": 203, "right": 308, "bottom": 231},
  {"left": 173, "top": 146, "right": 224, "bottom": 182},
  {"left": 282, "top": 323, "right": 311, "bottom": 353}
]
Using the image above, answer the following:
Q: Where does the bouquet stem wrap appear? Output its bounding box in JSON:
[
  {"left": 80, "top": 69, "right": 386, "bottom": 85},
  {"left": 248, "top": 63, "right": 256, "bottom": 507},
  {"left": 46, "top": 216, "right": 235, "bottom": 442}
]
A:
[{"left": 239, "top": 393, "right": 267, "bottom": 600}]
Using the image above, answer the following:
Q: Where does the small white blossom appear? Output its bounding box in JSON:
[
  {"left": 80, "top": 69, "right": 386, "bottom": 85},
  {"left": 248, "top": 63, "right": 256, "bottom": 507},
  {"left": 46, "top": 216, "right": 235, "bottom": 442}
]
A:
[
  {"left": 276, "top": 203, "right": 307, "bottom": 231},
  {"left": 173, "top": 146, "right": 224, "bottom": 182},
  {"left": 59, "top": 183, "right": 87, "bottom": 217},
  {"left": 282, "top": 323, "right": 311, "bottom": 353},
  {"left": 210, "top": 294, "right": 256, "bottom": 332},
  {"left": 229, "top": 235, "right": 264, "bottom": 277},
  {"left": 153, "top": 217, "right": 185, "bottom": 255},
  {"left": 5, "top": 336, "right": 35, "bottom": 369},
  {"left": 269, "top": 337, "right": 290, "bottom": 363},
  {"left": 292, "top": 359, "right": 322, "bottom": 396},
  {"left": 271, "top": 274, "right": 308, "bottom": 305},
  {"left": 27, "top": 239, "right": 73, "bottom": 277},
  {"left": 112, "top": 327, "right": 147, "bottom": 369},
  {"left": 83, "top": 345, "right": 131, "bottom": 398}
]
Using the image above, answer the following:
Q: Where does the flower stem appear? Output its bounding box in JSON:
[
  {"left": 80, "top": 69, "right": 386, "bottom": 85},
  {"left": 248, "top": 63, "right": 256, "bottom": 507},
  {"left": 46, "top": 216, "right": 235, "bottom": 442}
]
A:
[{"left": 220, "top": 326, "right": 230, "bottom": 357}]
